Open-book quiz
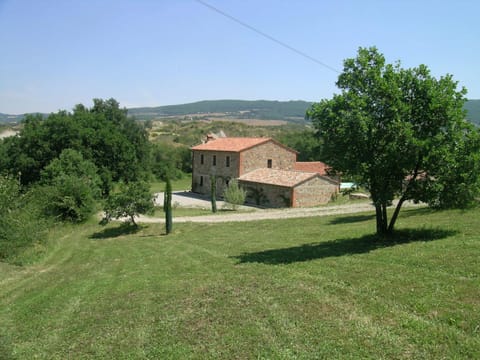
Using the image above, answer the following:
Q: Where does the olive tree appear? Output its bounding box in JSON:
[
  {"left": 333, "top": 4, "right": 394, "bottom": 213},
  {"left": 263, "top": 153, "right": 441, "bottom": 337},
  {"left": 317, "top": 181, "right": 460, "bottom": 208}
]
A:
[
  {"left": 103, "top": 181, "right": 155, "bottom": 227},
  {"left": 223, "top": 179, "right": 246, "bottom": 210}
]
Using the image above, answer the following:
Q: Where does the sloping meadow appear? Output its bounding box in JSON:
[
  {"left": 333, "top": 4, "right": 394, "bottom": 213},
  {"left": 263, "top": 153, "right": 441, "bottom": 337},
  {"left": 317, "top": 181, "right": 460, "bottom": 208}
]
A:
[{"left": 1, "top": 207, "right": 479, "bottom": 359}]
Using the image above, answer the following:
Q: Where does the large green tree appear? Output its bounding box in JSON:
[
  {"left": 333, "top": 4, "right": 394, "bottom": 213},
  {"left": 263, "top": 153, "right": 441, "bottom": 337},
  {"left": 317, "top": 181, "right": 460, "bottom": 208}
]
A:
[
  {"left": 0, "top": 99, "right": 149, "bottom": 193},
  {"left": 279, "top": 129, "right": 322, "bottom": 161},
  {"left": 308, "top": 47, "right": 480, "bottom": 236},
  {"left": 150, "top": 142, "right": 191, "bottom": 181}
]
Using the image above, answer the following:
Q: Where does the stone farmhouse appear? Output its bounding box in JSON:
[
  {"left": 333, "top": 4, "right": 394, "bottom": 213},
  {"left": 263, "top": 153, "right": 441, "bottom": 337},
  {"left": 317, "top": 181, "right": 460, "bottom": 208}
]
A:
[{"left": 191, "top": 137, "right": 339, "bottom": 208}]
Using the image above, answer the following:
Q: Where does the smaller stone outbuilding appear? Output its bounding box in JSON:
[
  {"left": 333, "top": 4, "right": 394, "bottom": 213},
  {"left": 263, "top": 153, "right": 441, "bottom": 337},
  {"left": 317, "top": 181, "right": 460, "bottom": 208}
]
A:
[{"left": 238, "top": 168, "right": 339, "bottom": 208}]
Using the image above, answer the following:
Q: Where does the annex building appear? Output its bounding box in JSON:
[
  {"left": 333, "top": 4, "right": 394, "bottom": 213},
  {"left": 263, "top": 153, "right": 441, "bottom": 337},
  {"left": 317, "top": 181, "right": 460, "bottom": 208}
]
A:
[{"left": 191, "top": 137, "right": 339, "bottom": 208}]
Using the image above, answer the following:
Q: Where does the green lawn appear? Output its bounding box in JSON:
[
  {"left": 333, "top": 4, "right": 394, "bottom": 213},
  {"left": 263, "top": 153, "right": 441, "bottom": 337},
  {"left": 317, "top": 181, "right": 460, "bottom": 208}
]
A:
[
  {"left": 1, "top": 208, "right": 479, "bottom": 359},
  {"left": 150, "top": 177, "right": 192, "bottom": 193}
]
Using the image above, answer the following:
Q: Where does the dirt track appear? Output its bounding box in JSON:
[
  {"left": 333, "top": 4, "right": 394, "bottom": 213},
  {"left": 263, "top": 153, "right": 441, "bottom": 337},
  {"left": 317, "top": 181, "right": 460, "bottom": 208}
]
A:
[{"left": 0, "top": 130, "right": 18, "bottom": 139}]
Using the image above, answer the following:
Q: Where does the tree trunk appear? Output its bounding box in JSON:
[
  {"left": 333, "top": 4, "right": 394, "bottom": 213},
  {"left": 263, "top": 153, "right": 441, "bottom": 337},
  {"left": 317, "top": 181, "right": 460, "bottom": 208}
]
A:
[
  {"left": 387, "top": 198, "right": 405, "bottom": 234},
  {"left": 386, "top": 163, "right": 421, "bottom": 234},
  {"left": 375, "top": 202, "right": 388, "bottom": 236}
]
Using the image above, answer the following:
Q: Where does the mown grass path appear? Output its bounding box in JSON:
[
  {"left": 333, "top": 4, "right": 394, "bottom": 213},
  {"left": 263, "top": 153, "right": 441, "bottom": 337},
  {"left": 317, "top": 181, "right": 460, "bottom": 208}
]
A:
[{"left": 1, "top": 208, "right": 479, "bottom": 359}]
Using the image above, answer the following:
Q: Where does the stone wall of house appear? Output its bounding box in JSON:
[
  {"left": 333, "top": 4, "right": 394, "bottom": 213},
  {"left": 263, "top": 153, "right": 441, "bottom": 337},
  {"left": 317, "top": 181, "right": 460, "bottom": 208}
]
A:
[
  {"left": 293, "top": 177, "right": 339, "bottom": 207},
  {"left": 240, "top": 141, "right": 296, "bottom": 175},
  {"left": 241, "top": 182, "right": 292, "bottom": 208},
  {"left": 192, "top": 150, "right": 239, "bottom": 196}
]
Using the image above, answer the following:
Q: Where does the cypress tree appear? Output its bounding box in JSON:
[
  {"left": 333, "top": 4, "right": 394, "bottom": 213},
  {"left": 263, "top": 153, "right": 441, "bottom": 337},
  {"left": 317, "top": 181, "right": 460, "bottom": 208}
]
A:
[
  {"left": 210, "top": 175, "right": 217, "bottom": 213},
  {"left": 164, "top": 177, "right": 173, "bottom": 234}
]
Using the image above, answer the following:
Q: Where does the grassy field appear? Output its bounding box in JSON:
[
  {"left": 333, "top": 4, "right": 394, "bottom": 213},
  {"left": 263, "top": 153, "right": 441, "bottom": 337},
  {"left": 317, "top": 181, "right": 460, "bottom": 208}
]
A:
[
  {"left": 1, "top": 207, "right": 479, "bottom": 359},
  {"left": 150, "top": 177, "right": 192, "bottom": 193}
]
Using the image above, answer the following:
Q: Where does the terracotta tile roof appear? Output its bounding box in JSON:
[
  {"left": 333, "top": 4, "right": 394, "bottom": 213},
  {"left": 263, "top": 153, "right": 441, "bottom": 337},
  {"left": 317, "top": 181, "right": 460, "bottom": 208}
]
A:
[
  {"left": 294, "top": 161, "right": 329, "bottom": 175},
  {"left": 238, "top": 168, "right": 318, "bottom": 188},
  {"left": 191, "top": 137, "right": 271, "bottom": 152}
]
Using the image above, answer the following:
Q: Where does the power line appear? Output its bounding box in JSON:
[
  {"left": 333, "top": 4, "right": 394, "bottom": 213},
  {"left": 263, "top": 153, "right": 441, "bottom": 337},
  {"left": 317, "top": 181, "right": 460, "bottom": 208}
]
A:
[{"left": 194, "top": 0, "right": 340, "bottom": 74}]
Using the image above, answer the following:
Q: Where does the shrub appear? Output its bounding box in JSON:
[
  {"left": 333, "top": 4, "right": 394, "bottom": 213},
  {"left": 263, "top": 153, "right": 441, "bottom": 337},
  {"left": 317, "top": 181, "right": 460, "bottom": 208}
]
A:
[
  {"left": 103, "top": 181, "right": 155, "bottom": 227},
  {"left": 0, "top": 175, "right": 49, "bottom": 263},
  {"left": 40, "top": 176, "right": 97, "bottom": 222},
  {"left": 39, "top": 149, "right": 101, "bottom": 222},
  {"left": 223, "top": 179, "right": 246, "bottom": 210}
]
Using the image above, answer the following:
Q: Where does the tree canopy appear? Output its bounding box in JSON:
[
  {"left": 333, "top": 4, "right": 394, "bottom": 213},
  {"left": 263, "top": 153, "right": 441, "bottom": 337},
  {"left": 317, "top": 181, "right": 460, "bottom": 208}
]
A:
[
  {"left": 150, "top": 142, "right": 191, "bottom": 181},
  {"left": 39, "top": 149, "right": 102, "bottom": 222},
  {"left": 308, "top": 47, "right": 480, "bottom": 236},
  {"left": 0, "top": 99, "right": 153, "bottom": 260},
  {"left": 0, "top": 98, "right": 149, "bottom": 193}
]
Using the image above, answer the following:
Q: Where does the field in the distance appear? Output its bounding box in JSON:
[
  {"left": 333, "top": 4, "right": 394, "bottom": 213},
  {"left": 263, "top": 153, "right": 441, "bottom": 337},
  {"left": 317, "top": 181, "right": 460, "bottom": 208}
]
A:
[{"left": 0, "top": 207, "right": 479, "bottom": 359}]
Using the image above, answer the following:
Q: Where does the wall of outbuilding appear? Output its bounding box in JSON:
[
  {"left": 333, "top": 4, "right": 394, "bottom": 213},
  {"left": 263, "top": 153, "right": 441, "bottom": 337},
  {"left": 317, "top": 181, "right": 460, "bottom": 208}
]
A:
[
  {"left": 293, "top": 177, "right": 339, "bottom": 207},
  {"left": 241, "top": 181, "right": 292, "bottom": 208},
  {"left": 241, "top": 177, "right": 339, "bottom": 208}
]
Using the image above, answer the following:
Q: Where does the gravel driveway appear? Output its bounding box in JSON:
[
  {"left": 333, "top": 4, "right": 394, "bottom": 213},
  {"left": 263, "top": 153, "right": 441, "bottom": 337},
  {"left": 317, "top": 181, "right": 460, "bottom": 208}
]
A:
[
  {"left": 143, "top": 192, "right": 424, "bottom": 223},
  {"left": 154, "top": 191, "right": 231, "bottom": 209},
  {"left": 0, "top": 130, "right": 18, "bottom": 139}
]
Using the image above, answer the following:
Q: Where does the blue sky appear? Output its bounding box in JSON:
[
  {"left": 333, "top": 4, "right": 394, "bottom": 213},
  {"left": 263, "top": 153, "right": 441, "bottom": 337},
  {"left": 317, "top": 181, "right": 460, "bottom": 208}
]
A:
[{"left": 0, "top": 0, "right": 479, "bottom": 114}]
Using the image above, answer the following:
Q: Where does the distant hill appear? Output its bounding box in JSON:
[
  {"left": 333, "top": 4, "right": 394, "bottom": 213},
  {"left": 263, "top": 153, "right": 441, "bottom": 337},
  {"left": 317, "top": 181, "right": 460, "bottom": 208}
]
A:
[
  {"left": 2, "top": 99, "right": 480, "bottom": 125},
  {"left": 464, "top": 99, "right": 480, "bottom": 126},
  {"left": 0, "top": 113, "right": 25, "bottom": 124},
  {"left": 130, "top": 98, "right": 480, "bottom": 125},
  {"left": 2, "top": 100, "right": 313, "bottom": 124},
  {"left": 127, "top": 100, "right": 313, "bottom": 122}
]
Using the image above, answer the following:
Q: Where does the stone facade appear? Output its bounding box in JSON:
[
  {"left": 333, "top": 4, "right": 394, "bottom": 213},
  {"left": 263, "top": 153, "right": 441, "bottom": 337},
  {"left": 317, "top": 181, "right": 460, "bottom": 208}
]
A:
[
  {"left": 292, "top": 176, "right": 339, "bottom": 207},
  {"left": 191, "top": 150, "right": 239, "bottom": 197},
  {"left": 240, "top": 141, "right": 296, "bottom": 175}
]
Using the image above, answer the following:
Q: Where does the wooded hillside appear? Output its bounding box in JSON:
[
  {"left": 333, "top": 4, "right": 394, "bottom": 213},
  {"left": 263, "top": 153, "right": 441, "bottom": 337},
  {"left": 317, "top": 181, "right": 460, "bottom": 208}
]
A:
[
  {"left": 2, "top": 99, "right": 480, "bottom": 124},
  {"left": 464, "top": 99, "right": 480, "bottom": 125},
  {"left": 128, "top": 100, "right": 312, "bottom": 122}
]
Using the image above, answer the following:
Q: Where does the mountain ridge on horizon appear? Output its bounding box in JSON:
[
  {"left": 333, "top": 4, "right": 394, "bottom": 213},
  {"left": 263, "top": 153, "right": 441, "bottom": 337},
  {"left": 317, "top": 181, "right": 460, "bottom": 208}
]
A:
[{"left": 2, "top": 98, "right": 480, "bottom": 125}]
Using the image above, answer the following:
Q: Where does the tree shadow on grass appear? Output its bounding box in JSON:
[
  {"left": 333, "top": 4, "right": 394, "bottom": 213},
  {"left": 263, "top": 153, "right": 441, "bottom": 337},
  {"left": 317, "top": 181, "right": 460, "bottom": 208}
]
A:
[
  {"left": 232, "top": 228, "right": 457, "bottom": 265},
  {"left": 329, "top": 214, "right": 375, "bottom": 225},
  {"left": 329, "top": 207, "right": 433, "bottom": 225},
  {"left": 90, "top": 223, "right": 142, "bottom": 240}
]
